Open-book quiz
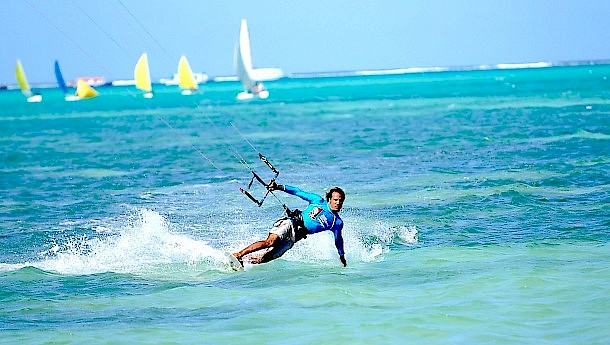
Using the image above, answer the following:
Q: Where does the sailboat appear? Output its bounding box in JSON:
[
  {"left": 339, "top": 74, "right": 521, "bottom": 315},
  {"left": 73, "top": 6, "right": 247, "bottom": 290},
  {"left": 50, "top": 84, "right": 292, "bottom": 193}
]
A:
[
  {"left": 134, "top": 53, "right": 153, "bottom": 98},
  {"left": 75, "top": 79, "right": 99, "bottom": 99},
  {"left": 15, "top": 60, "right": 42, "bottom": 103},
  {"left": 178, "top": 55, "right": 198, "bottom": 95},
  {"left": 234, "top": 18, "right": 269, "bottom": 100},
  {"left": 54, "top": 60, "right": 80, "bottom": 101}
]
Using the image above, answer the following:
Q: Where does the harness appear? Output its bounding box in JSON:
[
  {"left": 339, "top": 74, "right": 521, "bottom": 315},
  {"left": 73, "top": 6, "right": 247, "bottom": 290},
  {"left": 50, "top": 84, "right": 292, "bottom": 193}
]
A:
[{"left": 286, "top": 209, "right": 308, "bottom": 241}]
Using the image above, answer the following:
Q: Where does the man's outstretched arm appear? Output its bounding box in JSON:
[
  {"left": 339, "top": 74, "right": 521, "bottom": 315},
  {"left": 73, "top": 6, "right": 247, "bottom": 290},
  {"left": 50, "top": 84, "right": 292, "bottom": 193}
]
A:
[{"left": 268, "top": 182, "right": 323, "bottom": 204}]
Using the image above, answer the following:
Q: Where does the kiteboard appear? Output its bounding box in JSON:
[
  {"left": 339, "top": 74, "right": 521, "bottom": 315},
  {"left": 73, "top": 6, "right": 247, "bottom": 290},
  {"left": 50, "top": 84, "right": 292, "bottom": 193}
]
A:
[{"left": 225, "top": 252, "right": 244, "bottom": 271}]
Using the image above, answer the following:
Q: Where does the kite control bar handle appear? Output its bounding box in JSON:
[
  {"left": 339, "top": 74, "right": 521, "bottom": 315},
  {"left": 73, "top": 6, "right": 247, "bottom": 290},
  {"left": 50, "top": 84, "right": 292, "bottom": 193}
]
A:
[{"left": 239, "top": 154, "right": 280, "bottom": 207}]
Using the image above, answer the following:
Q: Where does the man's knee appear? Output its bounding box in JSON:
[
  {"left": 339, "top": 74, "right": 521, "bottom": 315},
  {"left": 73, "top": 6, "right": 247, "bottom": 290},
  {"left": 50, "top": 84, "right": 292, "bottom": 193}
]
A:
[{"left": 264, "top": 234, "right": 280, "bottom": 247}]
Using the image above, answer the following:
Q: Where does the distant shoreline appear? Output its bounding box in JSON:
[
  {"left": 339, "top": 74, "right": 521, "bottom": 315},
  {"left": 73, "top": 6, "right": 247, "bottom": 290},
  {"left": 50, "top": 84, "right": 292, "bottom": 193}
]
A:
[
  {"left": 2, "top": 59, "right": 609, "bottom": 90},
  {"left": 287, "top": 59, "right": 610, "bottom": 79}
]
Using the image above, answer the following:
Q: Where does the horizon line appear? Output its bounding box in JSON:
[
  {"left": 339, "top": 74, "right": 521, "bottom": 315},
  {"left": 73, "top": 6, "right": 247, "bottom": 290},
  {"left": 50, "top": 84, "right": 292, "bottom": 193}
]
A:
[{"left": 2, "top": 58, "right": 609, "bottom": 89}]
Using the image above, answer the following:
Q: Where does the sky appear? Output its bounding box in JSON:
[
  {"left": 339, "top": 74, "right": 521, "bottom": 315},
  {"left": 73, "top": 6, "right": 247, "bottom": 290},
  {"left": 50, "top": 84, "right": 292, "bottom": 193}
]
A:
[{"left": 1, "top": 0, "right": 610, "bottom": 85}]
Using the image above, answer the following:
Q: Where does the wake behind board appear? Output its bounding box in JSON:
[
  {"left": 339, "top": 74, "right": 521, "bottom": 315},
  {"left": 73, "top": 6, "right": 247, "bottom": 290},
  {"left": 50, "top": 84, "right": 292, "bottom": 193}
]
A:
[{"left": 225, "top": 252, "right": 244, "bottom": 271}]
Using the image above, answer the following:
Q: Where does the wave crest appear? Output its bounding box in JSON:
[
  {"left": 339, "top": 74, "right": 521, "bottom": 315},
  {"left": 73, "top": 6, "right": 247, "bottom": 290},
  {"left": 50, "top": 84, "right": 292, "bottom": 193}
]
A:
[{"left": 34, "top": 209, "right": 228, "bottom": 277}]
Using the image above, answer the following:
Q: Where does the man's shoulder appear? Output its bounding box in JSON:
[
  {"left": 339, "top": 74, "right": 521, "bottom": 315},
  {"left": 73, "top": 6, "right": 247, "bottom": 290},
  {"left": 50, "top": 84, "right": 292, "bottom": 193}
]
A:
[{"left": 287, "top": 185, "right": 322, "bottom": 198}]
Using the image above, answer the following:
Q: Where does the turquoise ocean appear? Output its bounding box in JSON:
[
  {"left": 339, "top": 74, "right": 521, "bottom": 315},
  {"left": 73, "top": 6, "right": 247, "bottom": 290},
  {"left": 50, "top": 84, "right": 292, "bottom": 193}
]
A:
[{"left": 1, "top": 64, "right": 609, "bottom": 344}]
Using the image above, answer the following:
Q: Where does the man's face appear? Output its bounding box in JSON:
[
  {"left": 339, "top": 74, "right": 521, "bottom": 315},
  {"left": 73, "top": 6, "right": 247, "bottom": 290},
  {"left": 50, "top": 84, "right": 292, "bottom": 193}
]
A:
[{"left": 328, "top": 192, "right": 344, "bottom": 212}]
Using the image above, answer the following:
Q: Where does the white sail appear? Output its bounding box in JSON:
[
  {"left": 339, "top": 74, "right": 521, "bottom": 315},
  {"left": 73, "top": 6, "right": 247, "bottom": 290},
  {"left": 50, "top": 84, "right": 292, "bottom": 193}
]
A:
[
  {"left": 234, "top": 18, "right": 268, "bottom": 100},
  {"left": 234, "top": 19, "right": 255, "bottom": 91}
]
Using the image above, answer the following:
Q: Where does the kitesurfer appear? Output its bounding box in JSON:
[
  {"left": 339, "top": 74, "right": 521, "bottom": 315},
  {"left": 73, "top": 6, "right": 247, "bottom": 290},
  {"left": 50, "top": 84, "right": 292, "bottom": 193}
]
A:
[{"left": 233, "top": 182, "right": 347, "bottom": 267}]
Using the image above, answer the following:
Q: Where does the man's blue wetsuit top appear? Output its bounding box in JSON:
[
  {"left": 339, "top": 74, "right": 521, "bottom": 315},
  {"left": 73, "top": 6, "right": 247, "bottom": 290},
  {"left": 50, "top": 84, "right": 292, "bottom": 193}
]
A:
[{"left": 283, "top": 185, "right": 345, "bottom": 256}]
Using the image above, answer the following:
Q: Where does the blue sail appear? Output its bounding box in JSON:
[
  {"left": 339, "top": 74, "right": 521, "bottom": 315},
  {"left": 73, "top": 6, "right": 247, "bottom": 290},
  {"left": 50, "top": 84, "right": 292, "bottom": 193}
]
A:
[{"left": 54, "top": 60, "right": 68, "bottom": 94}]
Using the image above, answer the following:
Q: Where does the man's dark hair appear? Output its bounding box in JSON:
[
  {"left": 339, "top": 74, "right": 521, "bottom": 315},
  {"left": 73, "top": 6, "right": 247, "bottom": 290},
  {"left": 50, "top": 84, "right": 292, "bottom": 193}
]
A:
[{"left": 325, "top": 186, "right": 345, "bottom": 201}]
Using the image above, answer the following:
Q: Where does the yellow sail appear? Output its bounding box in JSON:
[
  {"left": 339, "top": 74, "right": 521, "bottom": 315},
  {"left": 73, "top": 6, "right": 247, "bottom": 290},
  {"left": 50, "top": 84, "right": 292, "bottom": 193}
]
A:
[
  {"left": 134, "top": 53, "right": 152, "bottom": 95},
  {"left": 178, "top": 55, "right": 198, "bottom": 91},
  {"left": 15, "top": 60, "right": 32, "bottom": 97},
  {"left": 76, "top": 79, "right": 99, "bottom": 99}
]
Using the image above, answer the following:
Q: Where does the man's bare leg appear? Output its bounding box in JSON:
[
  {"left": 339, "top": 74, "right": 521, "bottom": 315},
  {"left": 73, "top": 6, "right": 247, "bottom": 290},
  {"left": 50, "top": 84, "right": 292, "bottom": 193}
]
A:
[{"left": 233, "top": 233, "right": 280, "bottom": 263}]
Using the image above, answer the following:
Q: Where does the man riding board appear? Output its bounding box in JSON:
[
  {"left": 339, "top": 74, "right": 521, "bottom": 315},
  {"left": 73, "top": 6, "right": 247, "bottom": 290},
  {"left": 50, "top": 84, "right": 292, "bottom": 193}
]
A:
[{"left": 233, "top": 182, "right": 347, "bottom": 267}]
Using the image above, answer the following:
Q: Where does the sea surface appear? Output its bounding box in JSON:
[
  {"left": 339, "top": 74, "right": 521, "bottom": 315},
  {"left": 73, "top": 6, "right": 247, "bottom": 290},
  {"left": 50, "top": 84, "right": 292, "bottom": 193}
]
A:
[{"left": 1, "top": 65, "right": 609, "bottom": 344}]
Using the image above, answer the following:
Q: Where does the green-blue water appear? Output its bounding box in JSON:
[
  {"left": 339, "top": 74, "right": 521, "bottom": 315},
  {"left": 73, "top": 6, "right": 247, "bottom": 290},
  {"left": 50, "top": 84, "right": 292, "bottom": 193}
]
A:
[{"left": 1, "top": 65, "right": 609, "bottom": 344}]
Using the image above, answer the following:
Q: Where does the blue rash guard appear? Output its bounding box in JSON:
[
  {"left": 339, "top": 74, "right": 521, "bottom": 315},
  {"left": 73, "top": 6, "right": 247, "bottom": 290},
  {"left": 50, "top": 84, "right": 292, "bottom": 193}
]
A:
[{"left": 283, "top": 185, "right": 345, "bottom": 256}]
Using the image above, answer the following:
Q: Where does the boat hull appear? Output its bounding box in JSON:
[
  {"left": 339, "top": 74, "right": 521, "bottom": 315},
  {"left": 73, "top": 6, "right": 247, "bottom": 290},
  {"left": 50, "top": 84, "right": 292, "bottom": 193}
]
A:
[
  {"left": 27, "top": 94, "right": 43, "bottom": 103},
  {"left": 237, "top": 90, "right": 269, "bottom": 101},
  {"left": 65, "top": 95, "right": 80, "bottom": 102}
]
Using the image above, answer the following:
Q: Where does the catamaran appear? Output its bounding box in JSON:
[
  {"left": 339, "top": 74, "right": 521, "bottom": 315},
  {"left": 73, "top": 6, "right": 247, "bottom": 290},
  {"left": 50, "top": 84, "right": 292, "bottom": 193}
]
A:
[
  {"left": 234, "top": 18, "right": 269, "bottom": 101},
  {"left": 15, "top": 60, "right": 42, "bottom": 103},
  {"left": 159, "top": 72, "right": 207, "bottom": 86},
  {"left": 134, "top": 53, "right": 153, "bottom": 98},
  {"left": 75, "top": 79, "right": 99, "bottom": 99},
  {"left": 54, "top": 60, "right": 80, "bottom": 101},
  {"left": 178, "top": 55, "right": 198, "bottom": 95}
]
